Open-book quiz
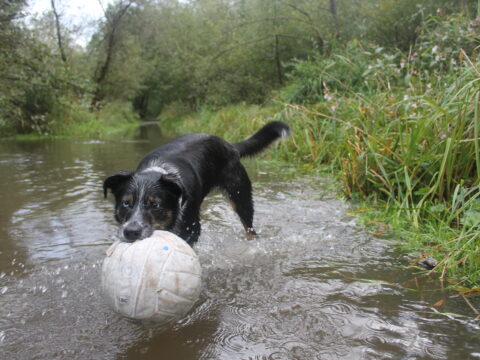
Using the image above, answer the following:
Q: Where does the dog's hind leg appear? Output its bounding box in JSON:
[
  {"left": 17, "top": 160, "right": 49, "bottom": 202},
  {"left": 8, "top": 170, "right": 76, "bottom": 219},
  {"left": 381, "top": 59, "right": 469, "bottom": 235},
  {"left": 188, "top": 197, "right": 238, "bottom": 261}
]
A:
[{"left": 222, "top": 162, "right": 256, "bottom": 239}]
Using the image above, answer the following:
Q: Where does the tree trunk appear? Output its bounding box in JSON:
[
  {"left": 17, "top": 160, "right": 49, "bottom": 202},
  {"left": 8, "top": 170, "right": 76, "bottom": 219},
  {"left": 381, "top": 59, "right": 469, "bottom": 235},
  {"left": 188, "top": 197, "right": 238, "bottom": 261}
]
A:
[
  {"left": 50, "top": 0, "right": 67, "bottom": 63},
  {"left": 273, "top": 0, "right": 283, "bottom": 85},
  {"left": 274, "top": 34, "right": 283, "bottom": 85},
  {"left": 329, "top": 0, "right": 340, "bottom": 39}
]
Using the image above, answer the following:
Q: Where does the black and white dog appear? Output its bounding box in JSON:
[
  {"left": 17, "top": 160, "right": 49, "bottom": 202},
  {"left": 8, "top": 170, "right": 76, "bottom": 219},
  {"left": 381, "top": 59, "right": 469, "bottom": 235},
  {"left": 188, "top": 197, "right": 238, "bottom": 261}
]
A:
[{"left": 103, "top": 121, "right": 289, "bottom": 245}]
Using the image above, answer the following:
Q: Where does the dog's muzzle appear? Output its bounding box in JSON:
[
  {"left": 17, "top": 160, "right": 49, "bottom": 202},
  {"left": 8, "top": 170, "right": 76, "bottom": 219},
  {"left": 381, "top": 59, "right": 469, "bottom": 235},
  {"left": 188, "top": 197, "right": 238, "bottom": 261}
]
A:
[{"left": 120, "top": 221, "right": 153, "bottom": 242}]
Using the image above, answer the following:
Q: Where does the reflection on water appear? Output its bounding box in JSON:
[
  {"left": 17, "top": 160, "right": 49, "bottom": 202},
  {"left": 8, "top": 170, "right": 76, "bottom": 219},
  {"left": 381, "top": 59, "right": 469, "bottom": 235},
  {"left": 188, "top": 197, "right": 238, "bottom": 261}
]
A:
[{"left": 0, "top": 134, "right": 479, "bottom": 360}]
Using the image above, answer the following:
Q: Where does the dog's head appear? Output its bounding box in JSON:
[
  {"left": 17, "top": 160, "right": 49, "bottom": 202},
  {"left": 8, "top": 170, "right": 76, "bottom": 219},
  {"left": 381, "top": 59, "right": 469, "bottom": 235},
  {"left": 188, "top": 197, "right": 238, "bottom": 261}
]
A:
[{"left": 103, "top": 170, "right": 184, "bottom": 242}]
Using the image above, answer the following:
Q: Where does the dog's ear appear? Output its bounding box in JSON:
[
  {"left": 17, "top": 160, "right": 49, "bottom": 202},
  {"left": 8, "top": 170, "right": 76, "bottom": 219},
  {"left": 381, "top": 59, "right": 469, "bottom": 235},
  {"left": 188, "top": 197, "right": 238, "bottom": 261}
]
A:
[
  {"left": 159, "top": 174, "right": 184, "bottom": 201},
  {"left": 103, "top": 170, "right": 133, "bottom": 198}
]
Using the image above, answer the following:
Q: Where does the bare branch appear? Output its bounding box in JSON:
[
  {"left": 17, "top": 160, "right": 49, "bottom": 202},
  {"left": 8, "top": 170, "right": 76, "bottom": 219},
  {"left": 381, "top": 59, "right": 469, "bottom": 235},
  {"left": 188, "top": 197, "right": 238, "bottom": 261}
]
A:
[
  {"left": 278, "top": 0, "right": 329, "bottom": 19},
  {"left": 97, "top": 0, "right": 107, "bottom": 18},
  {"left": 275, "top": 0, "right": 325, "bottom": 51},
  {"left": 50, "top": 0, "right": 67, "bottom": 63}
]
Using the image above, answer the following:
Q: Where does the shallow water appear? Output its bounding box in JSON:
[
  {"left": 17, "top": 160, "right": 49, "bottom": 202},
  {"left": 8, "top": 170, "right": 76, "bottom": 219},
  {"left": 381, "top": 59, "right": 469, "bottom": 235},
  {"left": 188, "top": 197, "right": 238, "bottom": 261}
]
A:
[{"left": 0, "top": 131, "right": 479, "bottom": 359}]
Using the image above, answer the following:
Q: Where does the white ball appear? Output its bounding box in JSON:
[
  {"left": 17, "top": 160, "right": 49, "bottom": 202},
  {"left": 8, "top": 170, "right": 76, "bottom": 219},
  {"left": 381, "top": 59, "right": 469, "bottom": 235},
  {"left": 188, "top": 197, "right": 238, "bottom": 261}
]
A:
[{"left": 102, "top": 231, "right": 202, "bottom": 322}]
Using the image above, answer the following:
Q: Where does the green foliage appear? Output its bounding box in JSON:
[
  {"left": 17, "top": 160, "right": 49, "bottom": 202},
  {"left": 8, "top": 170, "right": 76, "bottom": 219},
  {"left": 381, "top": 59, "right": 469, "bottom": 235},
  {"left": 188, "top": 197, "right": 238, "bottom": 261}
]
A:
[
  {"left": 2, "top": 0, "right": 475, "bottom": 132},
  {"left": 282, "top": 41, "right": 403, "bottom": 104},
  {"left": 0, "top": 0, "right": 95, "bottom": 135},
  {"left": 408, "top": 13, "right": 480, "bottom": 78},
  {"left": 95, "top": 0, "right": 469, "bottom": 115},
  {"left": 358, "top": 0, "right": 475, "bottom": 49}
]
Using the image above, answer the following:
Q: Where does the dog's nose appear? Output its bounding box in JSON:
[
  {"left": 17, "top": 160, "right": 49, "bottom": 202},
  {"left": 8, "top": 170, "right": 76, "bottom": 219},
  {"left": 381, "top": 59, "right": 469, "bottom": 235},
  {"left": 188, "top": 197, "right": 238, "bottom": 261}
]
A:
[{"left": 123, "top": 224, "right": 142, "bottom": 242}]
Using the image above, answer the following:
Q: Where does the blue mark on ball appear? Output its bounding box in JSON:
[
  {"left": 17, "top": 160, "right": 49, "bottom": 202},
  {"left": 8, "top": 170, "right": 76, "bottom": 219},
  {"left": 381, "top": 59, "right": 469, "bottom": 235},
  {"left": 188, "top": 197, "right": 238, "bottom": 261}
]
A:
[{"left": 163, "top": 246, "right": 169, "bottom": 251}]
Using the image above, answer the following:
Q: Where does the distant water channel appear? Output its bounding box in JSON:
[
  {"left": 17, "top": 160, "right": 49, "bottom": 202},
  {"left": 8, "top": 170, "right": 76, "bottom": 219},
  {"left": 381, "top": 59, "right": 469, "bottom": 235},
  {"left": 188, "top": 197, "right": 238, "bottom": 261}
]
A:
[{"left": 0, "top": 124, "right": 479, "bottom": 359}]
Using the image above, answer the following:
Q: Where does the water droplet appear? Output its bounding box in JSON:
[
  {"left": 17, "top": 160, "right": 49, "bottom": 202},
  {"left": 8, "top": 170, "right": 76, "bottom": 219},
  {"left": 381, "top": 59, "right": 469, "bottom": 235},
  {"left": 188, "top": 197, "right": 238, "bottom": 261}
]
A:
[
  {"left": 0, "top": 331, "right": 5, "bottom": 343},
  {"left": 0, "top": 272, "right": 5, "bottom": 279},
  {"left": 0, "top": 287, "right": 7, "bottom": 295},
  {"left": 61, "top": 291, "right": 68, "bottom": 298}
]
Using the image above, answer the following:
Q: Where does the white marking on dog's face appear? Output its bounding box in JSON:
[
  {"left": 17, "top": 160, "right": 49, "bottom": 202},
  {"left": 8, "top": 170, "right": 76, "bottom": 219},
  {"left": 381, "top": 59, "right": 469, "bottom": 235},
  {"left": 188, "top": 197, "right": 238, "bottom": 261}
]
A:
[
  {"left": 141, "top": 166, "right": 168, "bottom": 175},
  {"left": 119, "top": 179, "right": 151, "bottom": 241},
  {"left": 141, "top": 163, "right": 181, "bottom": 178}
]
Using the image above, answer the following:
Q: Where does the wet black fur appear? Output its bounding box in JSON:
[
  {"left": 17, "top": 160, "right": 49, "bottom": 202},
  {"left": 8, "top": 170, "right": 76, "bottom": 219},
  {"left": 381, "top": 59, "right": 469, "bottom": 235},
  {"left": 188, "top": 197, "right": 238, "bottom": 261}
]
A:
[{"left": 103, "top": 121, "right": 290, "bottom": 245}]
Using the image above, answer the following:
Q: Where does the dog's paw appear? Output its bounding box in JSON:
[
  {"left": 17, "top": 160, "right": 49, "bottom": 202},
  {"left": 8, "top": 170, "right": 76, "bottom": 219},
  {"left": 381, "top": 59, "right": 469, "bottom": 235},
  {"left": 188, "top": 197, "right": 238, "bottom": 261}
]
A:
[{"left": 246, "top": 227, "right": 257, "bottom": 240}]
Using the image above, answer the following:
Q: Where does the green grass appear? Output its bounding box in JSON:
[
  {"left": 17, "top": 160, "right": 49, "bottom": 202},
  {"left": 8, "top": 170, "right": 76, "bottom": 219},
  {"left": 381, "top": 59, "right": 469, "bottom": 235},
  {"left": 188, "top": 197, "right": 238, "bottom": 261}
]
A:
[
  {"left": 1, "top": 101, "right": 141, "bottom": 140},
  {"left": 50, "top": 101, "right": 141, "bottom": 138}
]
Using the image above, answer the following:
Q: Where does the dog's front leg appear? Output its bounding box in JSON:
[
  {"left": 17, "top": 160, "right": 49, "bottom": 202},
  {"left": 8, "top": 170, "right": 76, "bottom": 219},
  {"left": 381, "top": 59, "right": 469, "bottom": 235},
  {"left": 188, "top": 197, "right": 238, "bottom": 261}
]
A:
[{"left": 174, "top": 202, "right": 201, "bottom": 246}]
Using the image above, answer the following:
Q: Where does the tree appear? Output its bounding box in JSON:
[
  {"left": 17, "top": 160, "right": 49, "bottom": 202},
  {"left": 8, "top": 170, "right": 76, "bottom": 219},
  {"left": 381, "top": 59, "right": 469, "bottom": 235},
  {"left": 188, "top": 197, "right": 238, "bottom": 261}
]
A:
[
  {"left": 0, "top": 0, "right": 88, "bottom": 133},
  {"left": 91, "top": 0, "right": 136, "bottom": 107},
  {"left": 0, "top": 0, "right": 25, "bottom": 24}
]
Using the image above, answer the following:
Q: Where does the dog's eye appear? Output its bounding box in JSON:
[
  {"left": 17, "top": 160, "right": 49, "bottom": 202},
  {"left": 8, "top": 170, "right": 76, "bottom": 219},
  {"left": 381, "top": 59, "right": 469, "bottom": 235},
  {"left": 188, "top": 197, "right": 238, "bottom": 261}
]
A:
[
  {"left": 151, "top": 202, "right": 161, "bottom": 209},
  {"left": 121, "top": 200, "right": 132, "bottom": 208}
]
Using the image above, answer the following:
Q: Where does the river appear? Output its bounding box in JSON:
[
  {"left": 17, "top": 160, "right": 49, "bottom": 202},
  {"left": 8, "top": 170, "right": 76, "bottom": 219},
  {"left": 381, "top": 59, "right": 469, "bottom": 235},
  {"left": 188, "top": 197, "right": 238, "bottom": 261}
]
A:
[{"left": 0, "top": 127, "right": 479, "bottom": 359}]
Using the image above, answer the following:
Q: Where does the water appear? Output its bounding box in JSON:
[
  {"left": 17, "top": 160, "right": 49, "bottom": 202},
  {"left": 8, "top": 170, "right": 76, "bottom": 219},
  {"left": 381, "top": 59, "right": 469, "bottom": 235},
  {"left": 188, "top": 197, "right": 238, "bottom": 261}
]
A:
[{"left": 0, "top": 128, "right": 479, "bottom": 359}]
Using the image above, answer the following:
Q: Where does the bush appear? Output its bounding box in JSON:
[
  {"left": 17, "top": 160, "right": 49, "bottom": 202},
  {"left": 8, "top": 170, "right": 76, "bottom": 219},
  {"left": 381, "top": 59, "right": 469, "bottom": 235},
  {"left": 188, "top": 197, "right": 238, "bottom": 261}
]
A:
[
  {"left": 406, "top": 14, "right": 480, "bottom": 79},
  {"left": 282, "top": 41, "right": 403, "bottom": 104}
]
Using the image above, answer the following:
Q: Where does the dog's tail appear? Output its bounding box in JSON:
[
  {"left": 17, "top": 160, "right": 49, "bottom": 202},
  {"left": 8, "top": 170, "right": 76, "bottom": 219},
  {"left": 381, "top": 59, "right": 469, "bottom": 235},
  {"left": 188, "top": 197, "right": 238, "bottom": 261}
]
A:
[{"left": 233, "top": 121, "right": 290, "bottom": 158}]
